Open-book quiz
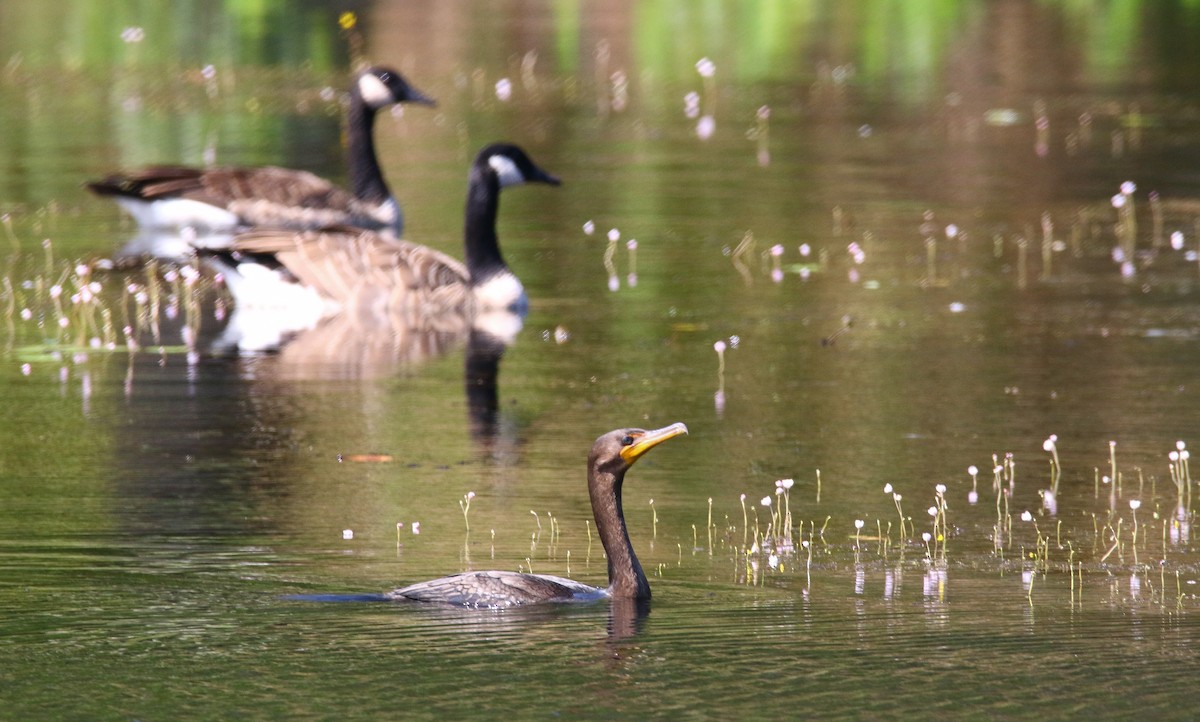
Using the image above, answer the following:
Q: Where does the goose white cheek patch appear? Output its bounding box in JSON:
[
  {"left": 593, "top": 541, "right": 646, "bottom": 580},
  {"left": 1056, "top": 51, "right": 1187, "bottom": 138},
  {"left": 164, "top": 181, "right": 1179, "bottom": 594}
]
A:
[
  {"left": 487, "top": 155, "right": 526, "bottom": 187},
  {"left": 357, "top": 73, "right": 394, "bottom": 108}
]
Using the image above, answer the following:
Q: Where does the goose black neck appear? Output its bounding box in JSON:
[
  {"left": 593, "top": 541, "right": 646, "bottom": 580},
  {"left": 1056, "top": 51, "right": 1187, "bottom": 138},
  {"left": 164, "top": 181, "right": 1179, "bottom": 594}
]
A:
[
  {"left": 589, "top": 466, "right": 651, "bottom": 600},
  {"left": 347, "top": 90, "right": 390, "bottom": 205},
  {"left": 463, "top": 166, "right": 509, "bottom": 282}
]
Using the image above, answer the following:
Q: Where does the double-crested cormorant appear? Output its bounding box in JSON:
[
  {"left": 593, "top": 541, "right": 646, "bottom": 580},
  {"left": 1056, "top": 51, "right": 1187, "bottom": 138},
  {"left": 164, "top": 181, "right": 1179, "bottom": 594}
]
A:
[
  {"left": 387, "top": 423, "right": 688, "bottom": 608},
  {"left": 212, "top": 143, "right": 559, "bottom": 334},
  {"left": 87, "top": 67, "right": 434, "bottom": 235}
]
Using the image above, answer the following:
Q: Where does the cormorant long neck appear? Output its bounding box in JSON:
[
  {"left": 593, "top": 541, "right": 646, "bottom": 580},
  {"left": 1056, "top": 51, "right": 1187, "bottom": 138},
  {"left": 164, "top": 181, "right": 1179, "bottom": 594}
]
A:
[
  {"left": 589, "top": 464, "right": 651, "bottom": 600},
  {"left": 346, "top": 89, "right": 390, "bottom": 205},
  {"left": 463, "top": 166, "right": 509, "bottom": 282}
]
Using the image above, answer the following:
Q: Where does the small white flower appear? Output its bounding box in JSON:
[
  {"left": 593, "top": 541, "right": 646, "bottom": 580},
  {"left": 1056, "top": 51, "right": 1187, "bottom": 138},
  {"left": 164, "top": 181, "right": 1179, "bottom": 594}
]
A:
[
  {"left": 607, "top": 228, "right": 620, "bottom": 242},
  {"left": 412, "top": 522, "right": 421, "bottom": 534},
  {"left": 342, "top": 529, "right": 354, "bottom": 540},
  {"left": 854, "top": 519, "right": 865, "bottom": 529},
  {"left": 1177, "top": 440, "right": 1187, "bottom": 451},
  {"left": 583, "top": 220, "right": 595, "bottom": 235},
  {"left": 695, "top": 57, "right": 715, "bottom": 78},
  {"left": 883, "top": 483, "right": 893, "bottom": 494},
  {"left": 935, "top": 484, "right": 946, "bottom": 495},
  {"left": 893, "top": 493, "right": 902, "bottom": 502},
  {"left": 1043, "top": 437, "right": 1056, "bottom": 452},
  {"left": 1120, "top": 181, "right": 1136, "bottom": 195},
  {"left": 928, "top": 506, "right": 938, "bottom": 517},
  {"left": 760, "top": 496, "right": 772, "bottom": 507},
  {"left": 780, "top": 478, "right": 794, "bottom": 490},
  {"left": 494, "top": 78, "right": 512, "bottom": 101},
  {"left": 1021, "top": 511, "right": 1033, "bottom": 522},
  {"left": 714, "top": 340, "right": 726, "bottom": 353},
  {"left": 1129, "top": 499, "right": 1142, "bottom": 510},
  {"left": 968, "top": 465, "right": 978, "bottom": 476},
  {"left": 922, "top": 532, "right": 932, "bottom": 542}
]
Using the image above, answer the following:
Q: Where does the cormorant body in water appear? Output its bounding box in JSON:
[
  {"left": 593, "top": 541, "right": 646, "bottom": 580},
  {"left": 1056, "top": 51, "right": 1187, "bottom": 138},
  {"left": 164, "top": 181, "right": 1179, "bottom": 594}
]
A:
[{"left": 387, "top": 423, "right": 688, "bottom": 608}]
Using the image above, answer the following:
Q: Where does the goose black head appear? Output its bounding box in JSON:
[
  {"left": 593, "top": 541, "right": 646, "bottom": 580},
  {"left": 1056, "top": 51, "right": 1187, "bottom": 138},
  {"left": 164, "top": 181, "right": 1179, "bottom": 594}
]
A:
[
  {"left": 357, "top": 66, "right": 436, "bottom": 110},
  {"left": 477, "top": 143, "right": 562, "bottom": 189}
]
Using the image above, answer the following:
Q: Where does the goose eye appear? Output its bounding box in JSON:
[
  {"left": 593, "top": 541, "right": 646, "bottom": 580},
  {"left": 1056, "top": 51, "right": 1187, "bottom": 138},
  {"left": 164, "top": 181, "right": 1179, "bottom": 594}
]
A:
[{"left": 621, "top": 435, "right": 634, "bottom": 446}]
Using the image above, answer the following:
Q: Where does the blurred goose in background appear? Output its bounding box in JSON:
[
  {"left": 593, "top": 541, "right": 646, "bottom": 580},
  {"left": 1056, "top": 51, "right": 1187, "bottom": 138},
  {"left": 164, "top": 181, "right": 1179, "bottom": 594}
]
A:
[
  {"left": 87, "top": 66, "right": 434, "bottom": 237},
  {"left": 203, "top": 143, "right": 559, "bottom": 351}
]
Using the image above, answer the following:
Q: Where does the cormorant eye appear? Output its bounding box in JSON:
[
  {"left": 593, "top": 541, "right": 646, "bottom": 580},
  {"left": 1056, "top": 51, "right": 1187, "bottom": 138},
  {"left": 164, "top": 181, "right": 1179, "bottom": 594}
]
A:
[{"left": 621, "top": 435, "right": 634, "bottom": 446}]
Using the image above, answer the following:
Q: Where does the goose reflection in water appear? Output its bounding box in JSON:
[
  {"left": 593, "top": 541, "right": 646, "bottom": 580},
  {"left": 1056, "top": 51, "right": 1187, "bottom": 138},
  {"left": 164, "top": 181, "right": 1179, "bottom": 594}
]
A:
[
  {"left": 110, "top": 228, "right": 234, "bottom": 266},
  {"left": 192, "top": 283, "right": 524, "bottom": 463}
]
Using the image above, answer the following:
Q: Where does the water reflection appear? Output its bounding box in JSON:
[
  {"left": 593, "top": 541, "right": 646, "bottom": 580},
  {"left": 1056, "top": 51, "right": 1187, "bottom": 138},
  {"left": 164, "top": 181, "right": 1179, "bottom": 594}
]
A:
[
  {"left": 109, "top": 290, "right": 524, "bottom": 543},
  {"left": 112, "top": 229, "right": 233, "bottom": 265}
]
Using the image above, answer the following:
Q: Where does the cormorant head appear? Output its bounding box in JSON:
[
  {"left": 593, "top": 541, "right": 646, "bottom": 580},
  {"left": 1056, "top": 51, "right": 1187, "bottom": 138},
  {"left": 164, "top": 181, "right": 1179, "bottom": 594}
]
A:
[{"left": 590, "top": 422, "right": 688, "bottom": 478}]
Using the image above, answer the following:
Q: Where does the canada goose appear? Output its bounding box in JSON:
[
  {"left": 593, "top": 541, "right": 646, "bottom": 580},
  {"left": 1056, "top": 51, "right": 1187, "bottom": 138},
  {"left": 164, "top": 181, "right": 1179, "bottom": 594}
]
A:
[
  {"left": 87, "top": 66, "right": 434, "bottom": 235},
  {"left": 208, "top": 143, "right": 559, "bottom": 343},
  {"left": 387, "top": 423, "right": 688, "bottom": 608}
]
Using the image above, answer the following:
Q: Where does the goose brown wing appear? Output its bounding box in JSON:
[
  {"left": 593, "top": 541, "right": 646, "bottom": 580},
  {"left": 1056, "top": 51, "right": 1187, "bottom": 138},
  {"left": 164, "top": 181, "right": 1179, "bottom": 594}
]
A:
[
  {"left": 88, "top": 166, "right": 381, "bottom": 229},
  {"left": 231, "top": 228, "right": 470, "bottom": 308},
  {"left": 88, "top": 165, "right": 347, "bottom": 205},
  {"left": 197, "top": 166, "right": 353, "bottom": 209},
  {"left": 86, "top": 166, "right": 210, "bottom": 199}
]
